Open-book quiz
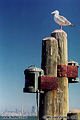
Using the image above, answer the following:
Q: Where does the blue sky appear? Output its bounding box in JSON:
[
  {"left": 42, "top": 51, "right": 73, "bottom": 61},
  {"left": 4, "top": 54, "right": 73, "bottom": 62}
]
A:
[{"left": 0, "top": 0, "right": 80, "bottom": 113}]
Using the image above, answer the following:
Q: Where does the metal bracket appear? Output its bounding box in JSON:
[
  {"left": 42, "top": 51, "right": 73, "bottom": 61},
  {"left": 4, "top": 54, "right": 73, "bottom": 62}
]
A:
[{"left": 57, "top": 65, "right": 79, "bottom": 83}]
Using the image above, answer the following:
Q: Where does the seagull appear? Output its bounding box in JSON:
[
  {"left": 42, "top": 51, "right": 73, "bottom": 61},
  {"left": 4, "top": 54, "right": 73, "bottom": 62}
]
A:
[{"left": 51, "top": 10, "right": 75, "bottom": 29}]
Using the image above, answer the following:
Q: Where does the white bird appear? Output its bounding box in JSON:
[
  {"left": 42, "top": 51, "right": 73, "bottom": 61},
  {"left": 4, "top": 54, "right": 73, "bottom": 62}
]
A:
[{"left": 51, "top": 10, "right": 75, "bottom": 29}]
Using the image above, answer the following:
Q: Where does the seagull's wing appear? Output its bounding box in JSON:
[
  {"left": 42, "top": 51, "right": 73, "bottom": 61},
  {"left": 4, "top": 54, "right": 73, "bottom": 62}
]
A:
[{"left": 59, "top": 15, "right": 71, "bottom": 25}]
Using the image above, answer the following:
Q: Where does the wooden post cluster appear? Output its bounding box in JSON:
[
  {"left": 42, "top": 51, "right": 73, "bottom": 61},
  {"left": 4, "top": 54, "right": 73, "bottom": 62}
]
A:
[{"left": 39, "top": 29, "right": 69, "bottom": 120}]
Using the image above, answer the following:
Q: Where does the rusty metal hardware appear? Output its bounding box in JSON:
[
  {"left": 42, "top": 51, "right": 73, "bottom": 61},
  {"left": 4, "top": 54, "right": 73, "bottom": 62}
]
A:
[
  {"left": 57, "top": 65, "right": 78, "bottom": 78},
  {"left": 40, "top": 75, "right": 58, "bottom": 90}
]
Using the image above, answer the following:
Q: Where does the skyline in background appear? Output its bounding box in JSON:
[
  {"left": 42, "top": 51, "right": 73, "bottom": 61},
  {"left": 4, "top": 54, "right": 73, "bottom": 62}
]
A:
[
  {"left": 0, "top": 105, "right": 37, "bottom": 116},
  {"left": 0, "top": 0, "right": 80, "bottom": 113}
]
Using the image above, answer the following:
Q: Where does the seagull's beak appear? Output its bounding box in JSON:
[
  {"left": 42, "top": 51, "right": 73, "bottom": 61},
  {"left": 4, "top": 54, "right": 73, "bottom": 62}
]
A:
[{"left": 51, "top": 11, "right": 55, "bottom": 14}]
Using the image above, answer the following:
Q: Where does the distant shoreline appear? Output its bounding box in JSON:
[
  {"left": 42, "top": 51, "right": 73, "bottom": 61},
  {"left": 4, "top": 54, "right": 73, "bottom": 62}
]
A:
[
  {"left": 0, "top": 116, "right": 37, "bottom": 119},
  {"left": 1, "top": 116, "right": 27, "bottom": 119}
]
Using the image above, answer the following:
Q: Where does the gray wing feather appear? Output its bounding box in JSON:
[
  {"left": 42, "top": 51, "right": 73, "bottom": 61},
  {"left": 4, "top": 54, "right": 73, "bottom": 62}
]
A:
[{"left": 59, "top": 15, "right": 71, "bottom": 25}]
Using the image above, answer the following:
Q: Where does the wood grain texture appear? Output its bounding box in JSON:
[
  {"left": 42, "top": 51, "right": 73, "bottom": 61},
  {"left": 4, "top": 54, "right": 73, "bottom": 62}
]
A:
[{"left": 39, "top": 37, "right": 58, "bottom": 120}]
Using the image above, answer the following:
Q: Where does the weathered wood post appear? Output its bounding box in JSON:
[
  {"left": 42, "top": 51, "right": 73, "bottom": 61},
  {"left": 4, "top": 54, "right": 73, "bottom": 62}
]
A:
[
  {"left": 39, "top": 37, "right": 58, "bottom": 120},
  {"left": 67, "top": 110, "right": 80, "bottom": 120},
  {"left": 39, "top": 29, "right": 69, "bottom": 120},
  {"left": 51, "top": 29, "right": 69, "bottom": 117}
]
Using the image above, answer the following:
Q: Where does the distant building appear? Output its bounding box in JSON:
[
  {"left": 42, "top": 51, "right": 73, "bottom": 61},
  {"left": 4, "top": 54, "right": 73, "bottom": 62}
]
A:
[
  {"left": 15, "top": 109, "right": 18, "bottom": 113},
  {"left": 31, "top": 106, "right": 36, "bottom": 116},
  {"left": 21, "top": 106, "right": 23, "bottom": 115}
]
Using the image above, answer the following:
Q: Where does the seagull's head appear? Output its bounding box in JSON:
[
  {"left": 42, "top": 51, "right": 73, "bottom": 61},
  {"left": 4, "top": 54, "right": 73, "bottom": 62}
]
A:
[{"left": 51, "top": 10, "right": 59, "bottom": 15}]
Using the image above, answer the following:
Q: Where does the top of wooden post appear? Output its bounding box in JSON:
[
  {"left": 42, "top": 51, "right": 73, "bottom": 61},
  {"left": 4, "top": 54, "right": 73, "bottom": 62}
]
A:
[
  {"left": 51, "top": 29, "right": 67, "bottom": 38},
  {"left": 69, "top": 110, "right": 80, "bottom": 114},
  {"left": 43, "top": 37, "right": 57, "bottom": 41}
]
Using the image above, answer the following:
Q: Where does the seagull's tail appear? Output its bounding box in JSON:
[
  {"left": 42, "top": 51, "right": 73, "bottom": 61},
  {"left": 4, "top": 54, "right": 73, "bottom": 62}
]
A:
[{"left": 69, "top": 24, "right": 75, "bottom": 27}]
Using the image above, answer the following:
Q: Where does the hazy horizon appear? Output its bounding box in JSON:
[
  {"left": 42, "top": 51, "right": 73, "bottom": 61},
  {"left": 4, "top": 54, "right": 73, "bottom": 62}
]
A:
[{"left": 0, "top": 0, "right": 80, "bottom": 113}]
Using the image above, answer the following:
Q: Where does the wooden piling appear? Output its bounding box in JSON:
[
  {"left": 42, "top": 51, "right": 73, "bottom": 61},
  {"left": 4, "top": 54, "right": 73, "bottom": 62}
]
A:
[
  {"left": 39, "top": 37, "right": 58, "bottom": 120},
  {"left": 39, "top": 30, "right": 69, "bottom": 120},
  {"left": 51, "top": 29, "right": 69, "bottom": 117},
  {"left": 67, "top": 110, "right": 80, "bottom": 120}
]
